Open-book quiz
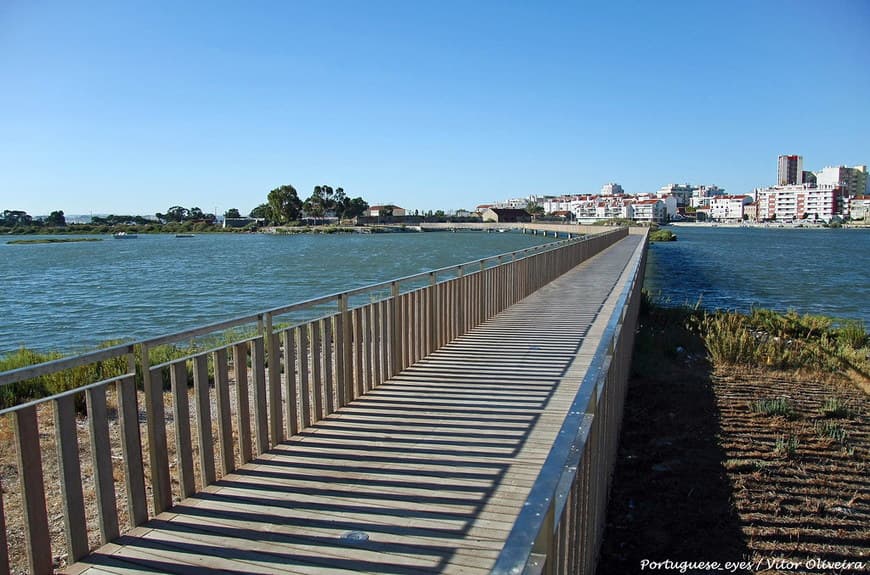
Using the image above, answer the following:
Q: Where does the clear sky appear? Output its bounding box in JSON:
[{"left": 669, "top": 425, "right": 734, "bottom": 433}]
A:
[{"left": 1, "top": 0, "right": 868, "bottom": 217}]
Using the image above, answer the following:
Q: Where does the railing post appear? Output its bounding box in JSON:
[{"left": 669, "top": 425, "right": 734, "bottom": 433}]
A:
[
  {"left": 390, "top": 282, "right": 399, "bottom": 377},
  {"left": 428, "top": 272, "right": 437, "bottom": 355},
  {"left": 339, "top": 293, "right": 351, "bottom": 408},
  {"left": 14, "top": 406, "right": 52, "bottom": 575},
  {"left": 262, "top": 312, "right": 282, "bottom": 446},
  {"left": 141, "top": 343, "right": 172, "bottom": 515}
]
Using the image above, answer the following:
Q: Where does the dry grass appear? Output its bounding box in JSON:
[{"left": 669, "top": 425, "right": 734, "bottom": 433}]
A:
[{"left": 715, "top": 368, "right": 868, "bottom": 568}]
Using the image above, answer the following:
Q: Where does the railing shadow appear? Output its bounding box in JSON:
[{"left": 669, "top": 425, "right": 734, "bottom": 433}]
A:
[{"left": 597, "top": 306, "right": 748, "bottom": 573}]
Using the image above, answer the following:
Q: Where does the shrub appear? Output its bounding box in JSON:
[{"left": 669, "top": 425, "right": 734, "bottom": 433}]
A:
[{"left": 751, "top": 397, "right": 794, "bottom": 418}]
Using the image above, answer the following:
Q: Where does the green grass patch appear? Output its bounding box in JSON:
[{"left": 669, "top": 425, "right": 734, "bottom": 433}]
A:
[
  {"left": 819, "top": 397, "right": 855, "bottom": 419},
  {"left": 649, "top": 229, "right": 677, "bottom": 242},
  {"left": 814, "top": 420, "right": 848, "bottom": 443},
  {"left": 751, "top": 397, "right": 795, "bottom": 418},
  {"left": 774, "top": 434, "right": 800, "bottom": 458}
]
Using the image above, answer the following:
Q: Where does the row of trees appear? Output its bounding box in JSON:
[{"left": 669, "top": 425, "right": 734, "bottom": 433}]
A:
[
  {"left": 1, "top": 209, "right": 66, "bottom": 227},
  {"left": 155, "top": 206, "right": 216, "bottom": 224},
  {"left": 239, "top": 185, "right": 369, "bottom": 225}
]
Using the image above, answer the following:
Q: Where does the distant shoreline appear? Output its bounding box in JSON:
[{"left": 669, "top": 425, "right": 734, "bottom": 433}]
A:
[{"left": 669, "top": 221, "right": 869, "bottom": 230}]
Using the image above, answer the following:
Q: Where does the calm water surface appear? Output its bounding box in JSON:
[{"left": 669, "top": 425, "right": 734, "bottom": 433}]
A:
[
  {"left": 645, "top": 226, "right": 869, "bottom": 323},
  {"left": 1, "top": 232, "right": 555, "bottom": 354}
]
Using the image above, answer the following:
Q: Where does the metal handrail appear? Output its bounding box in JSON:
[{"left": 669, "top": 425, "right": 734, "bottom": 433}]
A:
[{"left": 490, "top": 232, "right": 647, "bottom": 575}]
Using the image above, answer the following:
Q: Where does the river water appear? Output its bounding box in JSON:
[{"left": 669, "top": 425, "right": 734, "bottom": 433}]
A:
[
  {"left": 1, "top": 231, "right": 555, "bottom": 355},
  {"left": 644, "top": 226, "right": 870, "bottom": 324},
  {"left": 4, "top": 227, "right": 867, "bottom": 356}
]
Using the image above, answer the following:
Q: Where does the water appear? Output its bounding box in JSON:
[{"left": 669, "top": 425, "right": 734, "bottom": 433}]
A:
[
  {"left": 0, "top": 231, "right": 556, "bottom": 355},
  {"left": 644, "top": 226, "right": 870, "bottom": 323}
]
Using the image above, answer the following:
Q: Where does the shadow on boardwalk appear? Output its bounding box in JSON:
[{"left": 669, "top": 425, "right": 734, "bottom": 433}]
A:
[
  {"left": 597, "top": 305, "right": 748, "bottom": 574},
  {"left": 77, "top": 319, "right": 591, "bottom": 574}
]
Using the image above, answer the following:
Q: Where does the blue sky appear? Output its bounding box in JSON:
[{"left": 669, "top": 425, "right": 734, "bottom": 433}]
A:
[{"left": 1, "top": 0, "right": 868, "bottom": 217}]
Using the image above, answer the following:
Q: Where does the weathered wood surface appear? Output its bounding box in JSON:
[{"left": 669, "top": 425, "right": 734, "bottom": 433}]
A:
[{"left": 63, "top": 235, "right": 642, "bottom": 575}]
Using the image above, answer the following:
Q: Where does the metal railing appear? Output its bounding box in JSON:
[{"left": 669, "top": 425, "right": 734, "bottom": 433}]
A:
[
  {"left": 491, "top": 231, "right": 648, "bottom": 575},
  {"left": 0, "top": 228, "right": 628, "bottom": 575}
]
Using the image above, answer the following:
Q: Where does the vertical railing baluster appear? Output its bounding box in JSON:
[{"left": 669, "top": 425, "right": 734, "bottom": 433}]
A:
[
  {"left": 87, "top": 385, "right": 120, "bottom": 543},
  {"left": 53, "top": 394, "right": 88, "bottom": 562},
  {"left": 283, "top": 329, "right": 299, "bottom": 437},
  {"left": 193, "top": 354, "right": 216, "bottom": 486},
  {"left": 311, "top": 321, "right": 323, "bottom": 421},
  {"left": 233, "top": 342, "right": 253, "bottom": 464},
  {"left": 297, "top": 326, "right": 311, "bottom": 429},
  {"left": 251, "top": 337, "right": 269, "bottom": 454},
  {"left": 324, "top": 316, "right": 334, "bottom": 414},
  {"left": 170, "top": 362, "right": 195, "bottom": 498},
  {"left": 214, "top": 348, "right": 235, "bottom": 475},
  {"left": 143, "top": 347, "right": 171, "bottom": 515},
  {"left": 14, "top": 406, "right": 51, "bottom": 575},
  {"left": 352, "top": 308, "right": 363, "bottom": 399},
  {"left": 0, "top": 476, "right": 8, "bottom": 575}
]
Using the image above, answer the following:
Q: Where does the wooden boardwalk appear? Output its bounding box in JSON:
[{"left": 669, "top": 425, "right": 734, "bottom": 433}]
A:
[{"left": 64, "top": 235, "right": 644, "bottom": 575}]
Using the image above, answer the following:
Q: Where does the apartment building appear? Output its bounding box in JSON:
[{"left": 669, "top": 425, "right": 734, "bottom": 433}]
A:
[
  {"left": 709, "top": 195, "right": 753, "bottom": 221},
  {"left": 756, "top": 185, "right": 844, "bottom": 222}
]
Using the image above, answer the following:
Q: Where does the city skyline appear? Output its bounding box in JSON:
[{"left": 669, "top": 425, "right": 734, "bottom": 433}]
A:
[{"left": 2, "top": 1, "right": 869, "bottom": 216}]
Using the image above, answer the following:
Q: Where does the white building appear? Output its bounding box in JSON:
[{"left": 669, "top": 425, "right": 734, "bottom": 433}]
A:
[
  {"left": 849, "top": 196, "right": 870, "bottom": 221},
  {"left": 756, "top": 185, "right": 844, "bottom": 222},
  {"left": 600, "top": 183, "right": 624, "bottom": 195},
  {"left": 631, "top": 199, "right": 666, "bottom": 223},
  {"left": 709, "top": 195, "right": 752, "bottom": 222},
  {"left": 814, "top": 165, "right": 869, "bottom": 197}
]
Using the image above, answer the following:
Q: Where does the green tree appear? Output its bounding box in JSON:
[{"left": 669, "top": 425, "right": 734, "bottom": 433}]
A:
[
  {"left": 225, "top": 208, "right": 241, "bottom": 219},
  {"left": 302, "top": 186, "right": 328, "bottom": 222},
  {"left": 1, "top": 210, "right": 33, "bottom": 226},
  {"left": 157, "top": 206, "right": 190, "bottom": 223},
  {"left": 343, "top": 197, "right": 369, "bottom": 219},
  {"left": 46, "top": 210, "right": 66, "bottom": 227},
  {"left": 525, "top": 201, "right": 544, "bottom": 219},
  {"left": 267, "top": 185, "right": 302, "bottom": 224},
  {"left": 249, "top": 203, "right": 272, "bottom": 221}
]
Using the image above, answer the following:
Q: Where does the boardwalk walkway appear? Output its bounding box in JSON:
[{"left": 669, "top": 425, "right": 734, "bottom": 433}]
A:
[{"left": 65, "top": 234, "right": 644, "bottom": 575}]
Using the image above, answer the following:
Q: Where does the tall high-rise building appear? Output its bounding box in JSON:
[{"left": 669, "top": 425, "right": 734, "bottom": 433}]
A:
[{"left": 778, "top": 155, "right": 803, "bottom": 185}]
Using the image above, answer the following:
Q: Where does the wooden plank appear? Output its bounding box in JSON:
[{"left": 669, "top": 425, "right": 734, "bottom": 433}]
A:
[
  {"left": 297, "top": 325, "right": 311, "bottom": 429},
  {"left": 310, "top": 321, "right": 323, "bottom": 422},
  {"left": 268, "top": 333, "right": 283, "bottom": 445},
  {"left": 87, "top": 385, "right": 120, "bottom": 543},
  {"left": 282, "top": 329, "right": 299, "bottom": 437},
  {"left": 362, "top": 305, "right": 373, "bottom": 393},
  {"left": 266, "top": 320, "right": 283, "bottom": 446},
  {"left": 251, "top": 337, "right": 269, "bottom": 454},
  {"left": 323, "top": 316, "right": 334, "bottom": 415},
  {"left": 11, "top": 412, "right": 50, "bottom": 575},
  {"left": 372, "top": 302, "right": 382, "bottom": 388},
  {"left": 54, "top": 395, "right": 89, "bottom": 562},
  {"left": 232, "top": 342, "right": 253, "bottom": 464},
  {"left": 335, "top": 303, "right": 346, "bottom": 409},
  {"left": 170, "top": 361, "right": 195, "bottom": 498},
  {"left": 193, "top": 354, "right": 217, "bottom": 486},
  {"left": 145, "top": 364, "right": 172, "bottom": 515},
  {"left": 378, "top": 300, "right": 388, "bottom": 386},
  {"left": 0, "top": 477, "right": 7, "bottom": 575},
  {"left": 213, "top": 348, "right": 235, "bottom": 476},
  {"left": 341, "top": 297, "right": 353, "bottom": 408},
  {"left": 117, "top": 375, "right": 147, "bottom": 527},
  {"left": 352, "top": 307, "right": 363, "bottom": 400}
]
